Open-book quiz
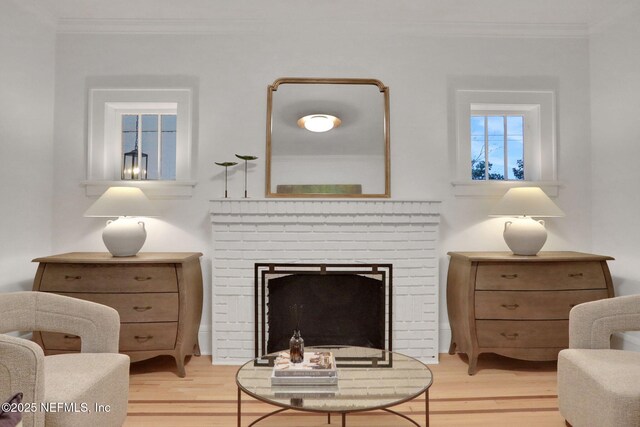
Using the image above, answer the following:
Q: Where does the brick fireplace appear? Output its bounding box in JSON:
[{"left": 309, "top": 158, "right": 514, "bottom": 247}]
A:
[{"left": 209, "top": 199, "right": 440, "bottom": 364}]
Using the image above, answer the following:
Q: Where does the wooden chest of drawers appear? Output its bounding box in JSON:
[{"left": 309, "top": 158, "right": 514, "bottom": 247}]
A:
[
  {"left": 446, "top": 251, "right": 614, "bottom": 375},
  {"left": 32, "top": 252, "right": 203, "bottom": 377}
]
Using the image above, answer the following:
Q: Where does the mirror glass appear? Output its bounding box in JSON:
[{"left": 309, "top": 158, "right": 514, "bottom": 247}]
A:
[{"left": 266, "top": 78, "right": 390, "bottom": 197}]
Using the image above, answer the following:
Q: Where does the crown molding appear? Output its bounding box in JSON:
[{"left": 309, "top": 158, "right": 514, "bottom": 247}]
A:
[{"left": 56, "top": 18, "right": 589, "bottom": 39}]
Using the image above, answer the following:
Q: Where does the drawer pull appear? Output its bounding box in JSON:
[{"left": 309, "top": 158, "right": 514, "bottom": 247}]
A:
[
  {"left": 64, "top": 275, "right": 82, "bottom": 280},
  {"left": 133, "top": 306, "right": 152, "bottom": 312},
  {"left": 500, "top": 274, "right": 519, "bottom": 279},
  {"left": 134, "top": 335, "right": 153, "bottom": 342},
  {"left": 63, "top": 335, "right": 80, "bottom": 340},
  {"left": 568, "top": 273, "right": 584, "bottom": 278},
  {"left": 500, "top": 332, "right": 519, "bottom": 340},
  {"left": 134, "top": 276, "right": 153, "bottom": 281},
  {"left": 501, "top": 304, "right": 520, "bottom": 310}
]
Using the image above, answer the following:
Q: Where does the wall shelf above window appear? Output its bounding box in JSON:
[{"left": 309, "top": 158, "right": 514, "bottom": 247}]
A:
[
  {"left": 82, "top": 180, "right": 197, "bottom": 199},
  {"left": 451, "top": 180, "right": 560, "bottom": 197}
]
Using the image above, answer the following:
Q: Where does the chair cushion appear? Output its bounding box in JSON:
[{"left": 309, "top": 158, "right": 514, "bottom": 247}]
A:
[
  {"left": 44, "top": 353, "right": 129, "bottom": 427},
  {"left": 558, "top": 349, "right": 640, "bottom": 426}
]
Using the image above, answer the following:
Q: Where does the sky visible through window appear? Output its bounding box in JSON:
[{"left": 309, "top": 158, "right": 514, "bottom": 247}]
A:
[
  {"left": 122, "top": 114, "right": 177, "bottom": 180},
  {"left": 471, "top": 115, "right": 524, "bottom": 180}
]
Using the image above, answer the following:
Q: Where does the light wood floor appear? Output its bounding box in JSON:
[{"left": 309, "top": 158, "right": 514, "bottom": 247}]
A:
[{"left": 124, "top": 353, "right": 566, "bottom": 426}]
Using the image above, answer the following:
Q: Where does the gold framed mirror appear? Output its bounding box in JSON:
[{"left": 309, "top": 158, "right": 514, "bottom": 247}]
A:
[{"left": 266, "top": 78, "right": 390, "bottom": 198}]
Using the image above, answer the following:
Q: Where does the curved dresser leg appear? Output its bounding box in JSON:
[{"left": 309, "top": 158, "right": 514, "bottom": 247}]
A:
[
  {"left": 448, "top": 340, "right": 456, "bottom": 355},
  {"left": 175, "top": 354, "right": 187, "bottom": 378},
  {"left": 467, "top": 352, "right": 479, "bottom": 375},
  {"left": 194, "top": 340, "right": 201, "bottom": 357}
]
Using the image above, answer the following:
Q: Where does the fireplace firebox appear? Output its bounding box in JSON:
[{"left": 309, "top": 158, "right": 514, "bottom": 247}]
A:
[{"left": 254, "top": 263, "right": 392, "bottom": 361}]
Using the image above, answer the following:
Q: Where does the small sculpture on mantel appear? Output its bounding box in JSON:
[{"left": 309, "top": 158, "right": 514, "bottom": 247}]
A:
[
  {"left": 235, "top": 154, "right": 258, "bottom": 198},
  {"left": 289, "top": 304, "right": 304, "bottom": 364},
  {"left": 215, "top": 161, "right": 238, "bottom": 198}
]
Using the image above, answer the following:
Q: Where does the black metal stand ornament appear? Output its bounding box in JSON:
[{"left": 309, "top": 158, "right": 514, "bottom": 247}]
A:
[
  {"left": 215, "top": 162, "right": 238, "bottom": 198},
  {"left": 289, "top": 304, "right": 304, "bottom": 364},
  {"left": 235, "top": 154, "right": 258, "bottom": 198}
]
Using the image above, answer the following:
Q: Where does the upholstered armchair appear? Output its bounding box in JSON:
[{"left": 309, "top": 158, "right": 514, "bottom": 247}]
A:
[
  {"left": 0, "top": 292, "right": 130, "bottom": 427},
  {"left": 558, "top": 294, "right": 640, "bottom": 427}
]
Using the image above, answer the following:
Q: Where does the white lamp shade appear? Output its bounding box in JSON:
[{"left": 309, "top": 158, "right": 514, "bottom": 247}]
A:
[
  {"left": 489, "top": 187, "right": 564, "bottom": 217},
  {"left": 84, "top": 187, "right": 157, "bottom": 257},
  {"left": 84, "top": 187, "right": 158, "bottom": 218}
]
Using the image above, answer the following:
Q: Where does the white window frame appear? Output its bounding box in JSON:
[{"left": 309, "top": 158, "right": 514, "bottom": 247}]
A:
[
  {"left": 453, "top": 89, "right": 558, "bottom": 197},
  {"left": 83, "top": 88, "right": 196, "bottom": 198}
]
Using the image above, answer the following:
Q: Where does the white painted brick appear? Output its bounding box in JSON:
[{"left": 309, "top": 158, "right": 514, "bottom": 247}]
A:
[{"left": 210, "top": 199, "right": 440, "bottom": 361}]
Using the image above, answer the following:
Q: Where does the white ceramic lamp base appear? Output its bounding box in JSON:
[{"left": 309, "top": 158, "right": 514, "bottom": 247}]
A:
[
  {"left": 503, "top": 217, "right": 547, "bottom": 256},
  {"left": 102, "top": 217, "right": 147, "bottom": 257}
]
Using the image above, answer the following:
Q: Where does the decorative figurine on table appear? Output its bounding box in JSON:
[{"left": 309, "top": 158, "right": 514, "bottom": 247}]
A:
[
  {"left": 235, "top": 154, "right": 258, "bottom": 198},
  {"left": 215, "top": 161, "right": 238, "bottom": 198},
  {"left": 289, "top": 304, "right": 304, "bottom": 364}
]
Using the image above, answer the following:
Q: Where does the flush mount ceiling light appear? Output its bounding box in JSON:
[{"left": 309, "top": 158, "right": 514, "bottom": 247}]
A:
[{"left": 297, "top": 114, "right": 341, "bottom": 133}]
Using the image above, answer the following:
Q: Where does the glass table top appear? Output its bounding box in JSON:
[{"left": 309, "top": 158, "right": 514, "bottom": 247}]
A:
[{"left": 236, "top": 346, "right": 433, "bottom": 413}]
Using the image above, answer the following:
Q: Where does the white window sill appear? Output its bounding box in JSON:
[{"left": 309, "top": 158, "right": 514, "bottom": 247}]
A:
[
  {"left": 452, "top": 180, "right": 560, "bottom": 197},
  {"left": 82, "top": 180, "right": 197, "bottom": 199}
]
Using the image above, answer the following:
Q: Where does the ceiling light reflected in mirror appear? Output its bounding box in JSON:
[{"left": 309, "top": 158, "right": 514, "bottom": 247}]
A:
[{"left": 297, "top": 114, "right": 342, "bottom": 133}]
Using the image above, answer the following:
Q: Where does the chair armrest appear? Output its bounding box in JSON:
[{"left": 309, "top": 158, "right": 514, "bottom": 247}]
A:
[
  {"left": 0, "top": 335, "right": 45, "bottom": 427},
  {"left": 0, "top": 292, "right": 120, "bottom": 353},
  {"left": 569, "top": 294, "right": 640, "bottom": 349}
]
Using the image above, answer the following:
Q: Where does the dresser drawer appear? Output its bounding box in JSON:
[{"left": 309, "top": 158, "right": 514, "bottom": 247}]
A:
[
  {"left": 40, "top": 263, "right": 178, "bottom": 292},
  {"left": 119, "top": 323, "right": 178, "bottom": 351},
  {"left": 475, "top": 262, "right": 606, "bottom": 291},
  {"left": 41, "top": 322, "right": 178, "bottom": 351},
  {"left": 476, "top": 320, "right": 568, "bottom": 348},
  {"left": 40, "top": 332, "right": 83, "bottom": 351},
  {"left": 475, "top": 289, "right": 609, "bottom": 320},
  {"left": 57, "top": 292, "right": 179, "bottom": 322}
]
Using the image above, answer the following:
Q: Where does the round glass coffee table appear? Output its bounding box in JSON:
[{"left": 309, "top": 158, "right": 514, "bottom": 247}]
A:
[{"left": 236, "top": 346, "right": 433, "bottom": 427}]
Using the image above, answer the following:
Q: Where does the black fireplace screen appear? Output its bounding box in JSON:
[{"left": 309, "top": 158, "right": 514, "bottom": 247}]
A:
[{"left": 254, "top": 264, "right": 392, "bottom": 363}]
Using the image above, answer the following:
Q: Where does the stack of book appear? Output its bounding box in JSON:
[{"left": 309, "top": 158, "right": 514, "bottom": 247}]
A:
[{"left": 271, "top": 350, "right": 338, "bottom": 386}]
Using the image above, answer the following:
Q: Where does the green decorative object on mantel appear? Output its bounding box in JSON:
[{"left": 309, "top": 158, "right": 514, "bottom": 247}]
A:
[
  {"left": 215, "top": 162, "right": 238, "bottom": 198},
  {"left": 235, "top": 154, "right": 258, "bottom": 198}
]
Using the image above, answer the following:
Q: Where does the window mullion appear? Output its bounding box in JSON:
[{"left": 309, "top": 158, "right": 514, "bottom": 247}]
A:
[
  {"left": 484, "top": 116, "right": 489, "bottom": 180},
  {"left": 157, "top": 114, "right": 163, "bottom": 179},
  {"left": 503, "top": 115, "right": 509, "bottom": 180},
  {"left": 137, "top": 114, "right": 143, "bottom": 180}
]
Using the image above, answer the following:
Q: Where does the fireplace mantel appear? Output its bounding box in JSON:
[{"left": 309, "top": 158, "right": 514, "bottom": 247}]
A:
[
  {"left": 210, "top": 199, "right": 441, "bottom": 221},
  {"left": 209, "top": 198, "right": 441, "bottom": 364}
]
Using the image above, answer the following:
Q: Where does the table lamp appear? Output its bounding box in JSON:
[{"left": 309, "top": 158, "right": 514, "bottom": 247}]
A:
[
  {"left": 84, "top": 187, "right": 158, "bottom": 257},
  {"left": 489, "top": 187, "right": 564, "bottom": 255}
]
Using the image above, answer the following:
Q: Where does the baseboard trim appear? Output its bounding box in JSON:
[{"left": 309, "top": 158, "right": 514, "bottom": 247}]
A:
[{"left": 198, "top": 326, "right": 212, "bottom": 356}]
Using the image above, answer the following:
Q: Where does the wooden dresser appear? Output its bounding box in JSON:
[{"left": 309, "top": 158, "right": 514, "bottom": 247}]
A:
[
  {"left": 32, "top": 252, "right": 203, "bottom": 377},
  {"left": 446, "top": 251, "right": 614, "bottom": 375}
]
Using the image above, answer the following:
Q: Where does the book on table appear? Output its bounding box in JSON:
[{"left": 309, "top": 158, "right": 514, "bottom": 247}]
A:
[
  {"left": 271, "top": 350, "right": 338, "bottom": 386},
  {"left": 273, "top": 385, "right": 338, "bottom": 398}
]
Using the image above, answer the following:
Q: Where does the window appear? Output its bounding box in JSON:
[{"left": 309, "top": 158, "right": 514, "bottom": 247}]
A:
[
  {"left": 452, "top": 89, "right": 558, "bottom": 197},
  {"left": 121, "top": 113, "right": 177, "bottom": 180},
  {"left": 84, "top": 88, "right": 195, "bottom": 198},
  {"left": 470, "top": 114, "right": 524, "bottom": 181}
]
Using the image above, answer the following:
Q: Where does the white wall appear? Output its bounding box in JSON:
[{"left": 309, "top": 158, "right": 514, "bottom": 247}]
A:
[
  {"left": 0, "top": 1, "right": 55, "bottom": 292},
  {"left": 590, "top": 2, "right": 640, "bottom": 348},
  {"left": 52, "top": 23, "right": 593, "bottom": 354}
]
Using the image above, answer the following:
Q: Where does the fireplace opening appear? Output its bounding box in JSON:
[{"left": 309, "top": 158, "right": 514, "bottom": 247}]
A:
[{"left": 255, "top": 264, "right": 392, "bottom": 360}]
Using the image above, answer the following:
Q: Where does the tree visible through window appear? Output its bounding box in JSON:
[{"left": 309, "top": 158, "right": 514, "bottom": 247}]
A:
[
  {"left": 471, "top": 115, "right": 524, "bottom": 180},
  {"left": 122, "top": 114, "right": 177, "bottom": 180}
]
